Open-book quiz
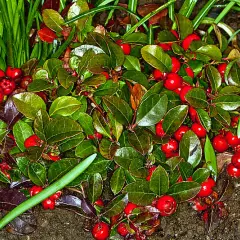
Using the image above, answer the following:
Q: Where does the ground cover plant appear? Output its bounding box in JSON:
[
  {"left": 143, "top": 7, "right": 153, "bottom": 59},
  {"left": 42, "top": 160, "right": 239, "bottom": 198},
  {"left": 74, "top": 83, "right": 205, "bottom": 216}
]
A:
[{"left": 0, "top": 0, "right": 240, "bottom": 239}]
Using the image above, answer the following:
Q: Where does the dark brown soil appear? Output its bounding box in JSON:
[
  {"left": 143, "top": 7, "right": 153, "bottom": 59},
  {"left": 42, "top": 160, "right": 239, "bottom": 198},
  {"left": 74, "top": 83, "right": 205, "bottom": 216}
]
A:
[{"left": 1, "top": 187, "right": 240, "bottom": 240}]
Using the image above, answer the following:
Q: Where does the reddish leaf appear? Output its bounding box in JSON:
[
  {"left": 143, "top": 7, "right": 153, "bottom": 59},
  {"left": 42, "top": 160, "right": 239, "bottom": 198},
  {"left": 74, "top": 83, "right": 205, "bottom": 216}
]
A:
[
  {"left": 38, "top": 27, "right": 57, "bottom": 43},
  {"left": 137, "top": 4, "right": 168, "bottom": 25},
  {"left": 42, "top": 0, "right": 60, "bottom": 12}
]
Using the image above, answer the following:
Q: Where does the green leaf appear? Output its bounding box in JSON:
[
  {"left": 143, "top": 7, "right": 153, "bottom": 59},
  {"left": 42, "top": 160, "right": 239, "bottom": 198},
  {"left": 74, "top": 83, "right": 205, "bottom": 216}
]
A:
[
  {"left": 214, "top": 107, "right": 231, "bottom": 127},
  {"left": 13, "top": 120, "right": 34, "bottom": 152},
  {"left": 33, "top": 69, "right": 49, "bottom": 81},
  {"left": 99, "top": 139, "right": 119, "bottom": 160},
  {"left": 179, "top": 162, "right": 193, "bottom": 180},
  {"left": 168, "top": 181, "right": 201, "bottom": 202},
  {"left": 108, "top": 41, "right": 125, "bottom": 67},
  {"left": 88, "top": 53, "right": 111, "bottom": 74},
  {"left": 141, "top": 45, "right": 172, "bottom": 72},
  {"left": 136, "top": 94, "right": 168, "bottom": 126},
  {"left": 213, "top": 94, "right": 240, "bottom": 111},
  {"left": 0, "top": 120, "right": 7, "bottom": 143},
  {"left": 103, "top": 194, "right": 128, "bottom": 218},
  {"left": 57, "top": 67, "right": 78, "bottom": 89},
  {"left": 185, "top": 88, "right": 208, "bottom": 108},
  {"left": 175, "top": 13, "right": 193, "bottom": 40},
  {"left": 49, "top": 96, "right": 81, "bottom": 117},
  {"left": 123, "top": 32, "right": 148, "bottom": 44},
  {"left": 110, "top": 168, "right": 126, "bottom": 195},
  {"left": 94, "top": 80, "right": 119, "bottom": 96},
  {"left": 123, "top": 56, "right": 141, "bottom": 71},
  {"left": 75, "top": 140, "right": 97, "bottom": 158},
  {"left": 83, "top": 75, "right": 106, "bottom": 87},
  {"left": 129, "top": 157, "right": 148, "bottom": 178},
  {"left": 58, "top": 133, "right": 84, "bottom": 152},
  {"left": 142, "top": 81, "right": 163, "bottom": 102},
  {"left": 42, "top": 9, "right": 64, "bottom": 32},
  {"left": 16, "top": 157, "right": 30, "bottom": 177},
  {"left": 108, "top": 114, "right": 123, "bottom": 141},
  {"left": 0, "top": 170, "right": 10, "bottom": 183},
  {"left": 34, "top": 109, "right": 50, "bottom": 141},
  {"left": 226, "top": 62, "right": 240, "bottom": 86},
  {"left": 192, "top": 168, "right": 210, "bottom": 183},
  {"left": 85, "top": 157, "right": 110, "bottom": 174},
  {"left": 93, "top": 111, "right": 111, "bottom": 138},
  {"left": 196, "top": 45, "right": 222, "bottom": 61},
  {"left": 157, "top": 30, "right": 177, "bottom": 42},
  {"left": 180, "top": 130, "right": 202, "bottom": 168},
  {"left": 77, "top": 112, "right": 94, "bottom": 135},
  {"left": 27, "top": 80, "right": 53, "bottom": 92},
  {"left": 124, "top": 180, "right": 156, "bottom": 205},
  {"left": 150, "top": 166, "right": 169, "bottom": 196},
  {"left": 128, "top": 129, "right": 151, "bottom": 155},
  {"left": 43, "top": 58, "right": 63, "bottom": 78},
  {"left": 28, "top": 162, "right": 46, "bottom": 186},
  {"left": 45, "top": 117, "right": 82, "bottom": 144},
  {"left": 103, "top": 96, "right": 132, "bottom": 125},
  {"left": 122, "top": 70, "right": 149, "bottom": 89},
  {"left": 162, "top": 105, "right": 188, "bottom": 134},
  {"left": 196, "top": 109, "right": 211, "bottom": 132},
  {"left": 48, "top": 158, "right": 78, "bottom": 183},
  {"left": 114, "top": 147, "right": 142, "bottom": 169},
  {"left": 206, "top": 65, "right": 221, "bottom": 93},
  {"left": 13, "top": 93, "right": 46, "bottom": 120},
  {"left": 219, "top": 86, "right": 240, "bottom": 95},
  {"left": 204, "top": 136, "right": 217, "bottom": 179},
  {"left": 87, "top": 173, "right": 103, "bottom": 203}
]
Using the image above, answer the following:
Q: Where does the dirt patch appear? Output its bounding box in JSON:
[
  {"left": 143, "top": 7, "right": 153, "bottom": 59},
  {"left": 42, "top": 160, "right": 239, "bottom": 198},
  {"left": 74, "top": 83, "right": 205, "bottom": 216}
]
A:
[{"left": 1, "top": 187, "right": 240, "bottom": 240}]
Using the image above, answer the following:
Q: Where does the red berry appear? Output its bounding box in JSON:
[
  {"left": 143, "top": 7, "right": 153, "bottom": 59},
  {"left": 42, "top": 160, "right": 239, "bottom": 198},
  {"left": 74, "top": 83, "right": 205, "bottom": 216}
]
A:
[
  {"left": 81, "top": 91, "right": 89, "bottom": 96},
  {"left": 101, "top": 72, "right": 110, "bottom": 80},
  {"left": 180, "top": 85, "right": 193, "bottom": 102},
  {"left": 94, "top": 199, "right": 104, "bottom": 207},
  {"left": 182, "top": 34, "right": 201, "bottom": 50},
  {"left": 174, "top": 125, "right": 190, "bottom": 141},
  {"left": 48, "top": 152, "right": 61, "bottom": 161},
  {"left": 212, "top": 135, "right": 229, "bottom": 153},
  {"left": 92, "top": 222, "right": 110, "bottom": 240},
  {"left": 225, "top": 131, "right": 240, "bottom": 146},
  {"left": 146, "top": 166, "right": 157, "bottom": 181},
  {"left": 95, "top": 132, "right": 103, "bottom": 140},
  {"left": 227, "top": 163, "right": 240, "bottom": 178},
  {"left": 124, "top": 202, "right": 138, "bottom": 215},
  {"left": 191, "top": 123, "right": 207, "bottom": 138},
  {"left": 0, "top": 162, "right": 12, "bottom": 171},
  {"left": 0, "top": 69, "right": 5, "bottom": 78},
  {"left": 153, "top": 69, "right": 166, "bottom": 81},
  {"left": 0, "top": 79, "right": 16, "bottom": 95},
  {"left": 158, "top": 43, "right": 171, "bottom": 51},
  {"left": 24, "top": 134, "right": 43, "bottom": 148},
  {"left": 189, "top": 106, "right": 199, "bottom": 122},
  {"left": 231, "top": 152, "right": 240, "bottom": 168},
  {"left": 88, "top": 134, "right": 95, "bottom": 139},
  {"left": 6, "top": 66, "right": 22, "bottom": 80},
  {"left": 42, "top": 198, "right": 55, "bottom": 210},
  {"left": 202, "top": 211, "right": 209, "bottom": 223},
  {"left": 171, "top": 57, "right": 181, "bottom": 73},
  {"left": 170, "top": 30, "right": 179, "bottom": 39},
  {"left": 231, "top": 116, "right": 239, "bottom": 127},
  {"left": 173, "top": 87, "right": 182, "bottom": 95},
  {"left": 191, "top": 198, "right": 208, "bottom": 211},
  {"left": 164, "top": 73, "right": 183, "bottom": 90},
  {"left": 217, "top": 63, "right": 227, "bottom": 78},
  {"left": 205, "top": 177, "right": 216, "bottom": 188},
  {"left": 30, "top": 186, "right": 43, "bottom": 196},
  {"left": 36, "top": 92, "right": 48, "bottom": 103},
  {"left": 116, "top": 40, "right": 131, "bottom": 55},
  {"left": 161, "top": 139, "right": 178, "bottom": 154},
  {"left": 117, "top": 223, "right": 129, "bottom": 237},
  {"left": 185, "top": 67, "right": 194, "bottom": 78},
  {"left": 156, "top": 195, "right": 177, "bottom": 216},
  {"left": 0, "top": 88, "right": 4, "bottom": 103},
  {"left": 20, "top": 76, "right": 33, "bottom": 89},
  {"left": 156, "top": 120, "right": 165, "bottom": 137},
  {"left": 50, "top": 191, "right": 62, "bottom": 201},
  {"left": 197, "top": 178, "right": 214, "bottom": 197}
]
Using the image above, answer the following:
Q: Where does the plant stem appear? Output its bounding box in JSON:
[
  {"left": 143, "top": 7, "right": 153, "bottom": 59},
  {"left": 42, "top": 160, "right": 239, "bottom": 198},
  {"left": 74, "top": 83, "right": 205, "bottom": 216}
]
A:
[
  {"left": 168, "top": 0, "right": 175, "bottom": 22},
  {"left": 124, "top": 0, "right": 176, "bottom": 38},
  {"left": 179, "top": 0, "right": 198, "bottom": 18},
  {"left": 207, "top": 1, "right": 235, "bottom": 33},
  {"left": 104, "top": 0, "right": 119, "bottom": 26},
  {"left": 192, "top": 0, "right": 218, "bottom": 30},
  {"left": 0, "top": 154, "right": 97, "bottom": 230},
  {"left": 26, "top": 0, "right": 41, "bottom": 35}
]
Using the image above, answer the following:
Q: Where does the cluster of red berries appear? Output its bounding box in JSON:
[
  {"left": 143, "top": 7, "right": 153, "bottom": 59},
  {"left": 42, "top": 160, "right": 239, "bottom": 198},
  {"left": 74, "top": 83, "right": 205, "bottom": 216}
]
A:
[
  {"left": 227, "top": 152, "right": 240, "bottom": 178},
  {"left": 0, "top": 162, "right": 12, "bottom": 180},
  {"left": 24, "top": 134, "right": 61, "bottom": 161},
  {"left": 29, "top": 186, "right": 62, "bottom": 210},
  {"left": 0, "top": 67, "right": 33, "bottom": 102}
]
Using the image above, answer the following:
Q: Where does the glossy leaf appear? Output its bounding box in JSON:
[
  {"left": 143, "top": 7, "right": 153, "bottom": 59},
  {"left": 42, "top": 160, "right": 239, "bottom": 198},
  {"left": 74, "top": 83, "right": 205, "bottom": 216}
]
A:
[
  {"left": 42, "top": 9, "right": 64, "bottom": 32},
  {"left": 28, "top": 80, "right": 53, "bottom": 92},
  {"left": 0, "top": 170, "right": 10, "bottom": 183},
  {"left": 150, "top": 165, "right": 169, "bottom": 195},
  {"left": 93, "top": 111, "right": 111, "bottom": 138},
  {"left": 34, "top": 109, "right": 50, "bottom": 141},
  {"left": 12, "top": 93, "right": 46, "bottom": 120},
  {"left": 99, "top": 139, "right": 119, "bottom": 160},
  {"left": 213, "top": 94, "right": 240, "bottom": 111},
  {"left": 28, "top": 162, "right": 46, "bottom": 186},
  {"left": 58, "top": 133, "right": 84, "bottom": 152},
  {"left": 175, "top": 13, "right": 193, "bottom": 39},
  {"left": 196, "top": 109, "right": 211, "bottom": 132},
  {"left": 108, "top": 113, "right": 123, "bottom": 141},
  {"left": 122, "top": 70, "right": 149, "bottom": 89},
  {"left": 87, "top": 173, "right": 103, "bottom": 203},
  {"left": 179, "top": 162, "right": 193, "bottom": 180},
  {"left": 185, "top": 88, "right": 208, "bottom": 109},
  {"left": 136, "top": 94, "right": 168, "bottom": 126},
  {"left": 180, "top": 130, "right": 202, "bottom": 168},
  {"left": 77, "top": 112, "right": 94, "bottom": 135},
  {"left": 196, "top": 45, "right": 222, "bottom": 61},
  {"left": 141, "top": 45, "right": 172, "bottom": 72},
  {"left": 75, "top": 140, "right": 97, "bottom": 158},
  {"left": 214, "top": 107, "right": 231, "bottom": 127},
  {"left": 43, "top": 58, "right": 62, "bottom": 78},
  {"left": 123, "top": 56, "right": 141, "bottom": 71},
  {"left": 162, "top": 105, "right": 188, "bottom": 134},
  {"left": 192, "top": 168, "right": 210, "bottom": 183},
  {"left": 57, "top": 68, "right": 78, "bottom": 89},
  {"left": 129, "top": 157, "right": 148, "bottom": 178},
  {"left": 110, "top": 167, "right": 125, "bottom": 195},
  {"left": 206, "top": 65, "right": 221, "bottom": 93}
]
